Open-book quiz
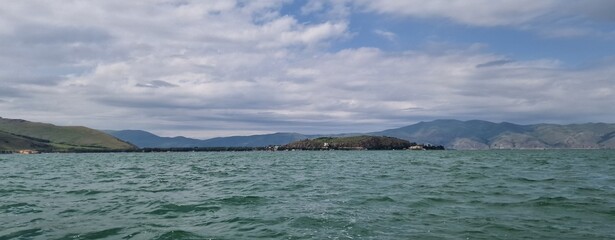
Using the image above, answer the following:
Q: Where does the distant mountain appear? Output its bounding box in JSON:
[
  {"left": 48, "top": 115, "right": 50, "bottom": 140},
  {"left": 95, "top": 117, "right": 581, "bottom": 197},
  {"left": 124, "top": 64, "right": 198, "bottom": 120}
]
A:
[
  {"left": 0, "top": 117, "right": 135, "bottom": 152},
  {"left": 200, "top": 132, "right": 313, "bottom": 147},
  {"left": 371, "top": 120, "right": 615, "bottom": 150},
  {"left": 104, "top": 130, "right": 313, "bottom": 148},
  {"left": 103, "top": 130, "right": 204, "bottom": 148}
]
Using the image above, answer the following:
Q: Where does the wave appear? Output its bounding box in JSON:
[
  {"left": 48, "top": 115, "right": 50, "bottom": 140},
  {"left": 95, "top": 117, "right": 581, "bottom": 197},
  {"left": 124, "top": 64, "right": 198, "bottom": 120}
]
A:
[
  {"left": 513, "top": 177, "right": 557, "bottom": 182},
  {"left": 528, "top": 196, "right": 570, "bottom": 206},
  {"left": 66, "top": 189, "right": 107, "bottom": 195},
  {"left": 0, "top": 228, "right": 44, "bottom": 239},
  {"left": 59, "top": 228, "right": 124, "bottom": 240},
  {"left": 216, "top": 195, "right": 267, "bottom": 206},
  {"left": 153, "top": 230, "right": 205, "bottom": 240},
  {"left": 362, "top": 196, "right": 396, "bottom": 204}
]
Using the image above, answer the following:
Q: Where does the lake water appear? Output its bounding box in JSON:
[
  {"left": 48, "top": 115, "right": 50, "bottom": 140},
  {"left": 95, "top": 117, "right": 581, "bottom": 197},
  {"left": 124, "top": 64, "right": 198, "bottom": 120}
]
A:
[{"left": 1, "top": 150, "right": 614, "bottom": 239}]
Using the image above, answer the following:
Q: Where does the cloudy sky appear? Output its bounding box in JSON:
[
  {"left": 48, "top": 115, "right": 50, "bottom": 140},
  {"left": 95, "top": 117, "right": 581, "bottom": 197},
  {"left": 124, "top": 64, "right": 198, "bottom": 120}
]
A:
[{"left": 1, "top": 0, "right": 614, "bottom": 138}]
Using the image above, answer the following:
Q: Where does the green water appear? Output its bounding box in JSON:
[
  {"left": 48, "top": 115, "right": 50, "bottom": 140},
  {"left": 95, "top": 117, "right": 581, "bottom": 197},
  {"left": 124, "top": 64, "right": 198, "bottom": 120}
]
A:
[{"left": 1, "top": 150, "right": 614, "bottom": 239}]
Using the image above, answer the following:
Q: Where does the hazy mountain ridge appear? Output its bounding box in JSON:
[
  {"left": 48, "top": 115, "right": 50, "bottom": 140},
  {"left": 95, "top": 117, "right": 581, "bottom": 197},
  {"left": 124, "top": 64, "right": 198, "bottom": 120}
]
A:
[
  {"left": 107, "top": 119, "right": 615, "bottom": 149},
  {"left": 371, "top": 120, "right": 615, "bottom": 149},
  {"left": 104, "top": 130, "right": 316, "bottom": 148},
  {"left": 0, "top": 117, "right": 136, "bottom": 152},
  {"left": 201, "top": 132, "right": 316, "bottom": 147},
  {"left": 103, "top": 130, "right": 204, "bottom": 148}
]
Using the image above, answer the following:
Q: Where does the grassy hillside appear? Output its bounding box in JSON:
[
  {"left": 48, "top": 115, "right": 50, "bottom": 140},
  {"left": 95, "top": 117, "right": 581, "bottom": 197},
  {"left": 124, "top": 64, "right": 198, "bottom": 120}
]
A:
[
  {"left": 0, "top": 131, "right": 52, "bottom": 152},
  {"left": 0, "top": 117, "right": 136, "bottom": 152}
]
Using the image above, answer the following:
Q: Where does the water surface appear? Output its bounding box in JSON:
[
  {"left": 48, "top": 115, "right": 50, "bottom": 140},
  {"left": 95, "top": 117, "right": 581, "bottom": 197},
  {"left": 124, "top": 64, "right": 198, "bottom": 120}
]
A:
[{"left": 1, "top": 150, "right": 614, "bottom": 239}]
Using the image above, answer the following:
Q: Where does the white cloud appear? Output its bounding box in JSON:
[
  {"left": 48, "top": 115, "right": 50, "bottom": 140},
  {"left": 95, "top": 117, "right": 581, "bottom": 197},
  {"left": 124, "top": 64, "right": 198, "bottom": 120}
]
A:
[
  {"left": 302, "top": 0, "right": 326, "bottom": 15},
  {"left": 302, "top": 0, "right": 351, "bottom": 20},
  {"left": 373, "top": 29, "right": 397, "bottom": 42},
  {"left": 353, "top": 0, "right": 615, "bottom": 39},
  {"left": 0, "top": 1, "right": 613, "bottom": 138},
  {"left": 355, "top": 0, "right": 556, "bottom": 26}
]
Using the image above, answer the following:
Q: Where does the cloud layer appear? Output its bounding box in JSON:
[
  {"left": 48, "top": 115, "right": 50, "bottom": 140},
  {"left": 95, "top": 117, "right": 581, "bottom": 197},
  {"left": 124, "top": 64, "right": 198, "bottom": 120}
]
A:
[{"left": 0, "top": 1, "right": 614, "bottom": 138}]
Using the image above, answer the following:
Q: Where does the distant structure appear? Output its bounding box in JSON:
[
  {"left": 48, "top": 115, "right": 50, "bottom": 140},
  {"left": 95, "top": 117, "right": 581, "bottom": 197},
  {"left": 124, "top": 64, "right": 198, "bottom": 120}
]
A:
[
  {"left": 18, "top": 149, "right": 40, "bottom": 154},
  {"left": 409, "top": 145, "right": 425, "bottom": 150}
]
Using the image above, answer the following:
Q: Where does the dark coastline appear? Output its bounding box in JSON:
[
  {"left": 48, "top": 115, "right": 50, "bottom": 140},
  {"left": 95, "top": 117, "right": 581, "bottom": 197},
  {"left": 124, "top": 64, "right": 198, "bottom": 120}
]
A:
[{"left": 1, "top": 146, "right": 447, "bottom": 154}]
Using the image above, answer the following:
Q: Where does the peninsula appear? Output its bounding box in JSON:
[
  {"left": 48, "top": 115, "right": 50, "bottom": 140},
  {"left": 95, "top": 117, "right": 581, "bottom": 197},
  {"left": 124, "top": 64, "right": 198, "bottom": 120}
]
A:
[{"left": 281, "top": 136, "right": 444, "bottom": 150}]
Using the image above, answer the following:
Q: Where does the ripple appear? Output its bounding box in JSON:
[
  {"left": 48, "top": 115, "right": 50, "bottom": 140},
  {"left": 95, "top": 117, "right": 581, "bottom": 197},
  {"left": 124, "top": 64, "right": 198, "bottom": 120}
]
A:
[
  {"left": 189, "top": 165, "right": 207, "bottom": 173},
  {"left": 0, "top": 187, "right": 48, "bottom": 194},
  {"left": 288, "top": 215, "right": 354, "bottom": 231},
  {"left": 527, "top": 196, "right": 570, "bottom": 207},
  {"left": 66, "top": 189, "right": 107, "bottom": 195},
  {"left": 513, "top": 177, "right": 557, "bottom": 182},
  {"left": 482, "top": 222, "right": 526, "bottom": 234},
  {"left": 119, "top": 167, "right": 145, "bottom": 171},
  {"left": 84, "top": 205, "right": 122, "bottom": 215},
  {"left": 139, "top": 187, "right": 191, "bottom": 193},
  {"left": 423, "top": 197, "right": 459, "bottom": 204},
  {"left": 59, "top": 209, "right": 80, "bottom": 215},
  {"left": 363, "top": 196, "right": 396, "bottom": 203},
  {"left": 289, "top": 216, "right": 329, "bottom": 228},
  {"left": 216, "top": 195, "right": 267, "bottom": 206},
  {"left": 575, "top": 186, "right": 604, "bottom": 193},
  {"left": 147, "top": 203, "right": 221, "bottom": 215},
  {"left": 0, "top": 202, "right": 42, "bottom": 214}
]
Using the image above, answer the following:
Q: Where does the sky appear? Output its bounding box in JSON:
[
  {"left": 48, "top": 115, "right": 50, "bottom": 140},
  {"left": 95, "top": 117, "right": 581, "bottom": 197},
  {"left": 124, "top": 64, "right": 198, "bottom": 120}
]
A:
[{"left": 1, "top": 0, "right": 614, "bottom": 138}]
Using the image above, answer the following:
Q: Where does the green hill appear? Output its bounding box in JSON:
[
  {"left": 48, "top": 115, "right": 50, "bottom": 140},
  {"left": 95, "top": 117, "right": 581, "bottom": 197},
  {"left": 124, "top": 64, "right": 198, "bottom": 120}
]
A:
[{"left": 0, "top": 117, "right": 136, "bottom": 152}]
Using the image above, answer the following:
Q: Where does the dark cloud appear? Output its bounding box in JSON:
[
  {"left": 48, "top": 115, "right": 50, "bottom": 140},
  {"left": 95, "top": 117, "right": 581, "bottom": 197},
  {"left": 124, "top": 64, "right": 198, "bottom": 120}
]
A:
[
  {"left": 95, "top": 97, "right": 205, "bottom": 110},
  {"left": 1, "top": 24, "right": 114, "bottom": 63},
  {"left": 0, "top": 86, "right": 28, "bottom": 98},
  {"left": 16, "top": 24, "right": 112, "bottom": 45},
  {"left": 0, "top": 23, "right": 117, "bottom": 88},
  {"left": 93, "top": 90, "right": 301, "bottom": 110},
  {"left": 568, "top": 1, "right": 615, "bottom": 21},
  {"left": 135, "top": 80, "right": 179, "bottom": 88},
  {"left": 476, "top": 59, "right": 515, "bottom": 68},
  {"left": 0, "top": 73, "right": 71, "bottom": 86}
]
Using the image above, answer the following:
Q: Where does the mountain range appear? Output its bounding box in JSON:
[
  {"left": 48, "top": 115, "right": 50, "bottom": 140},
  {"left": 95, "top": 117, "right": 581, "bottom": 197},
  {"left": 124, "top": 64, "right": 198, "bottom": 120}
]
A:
[
  {"left": 371, "top": 120, "right": 615, "bottom": 149},
  {"left": 2, "top": 116, "right": 614, "bottom": 151},
  {"left": 106, "top": 120, "right": 615, "bottom": 150},
  {"left": 103, "top": 130, "right": 315, "bottom": 148}
]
